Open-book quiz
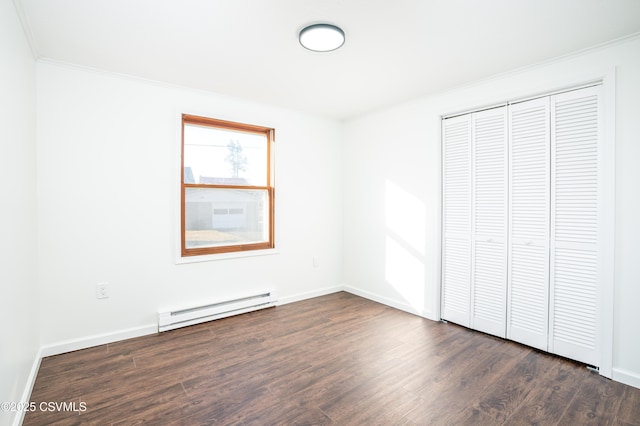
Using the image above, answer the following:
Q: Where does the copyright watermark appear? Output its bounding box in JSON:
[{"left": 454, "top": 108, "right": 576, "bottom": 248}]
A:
[{"left": 1, "top": 401, "right": 87, "bottom": 413}]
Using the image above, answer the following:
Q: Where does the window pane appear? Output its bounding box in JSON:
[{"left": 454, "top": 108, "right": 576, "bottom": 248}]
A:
[
  {"left": 184, "top": 124, "right": 267, "bottom": 186},
  {"left": 184, "top": 188, "right": 269, "bottom": 249}
]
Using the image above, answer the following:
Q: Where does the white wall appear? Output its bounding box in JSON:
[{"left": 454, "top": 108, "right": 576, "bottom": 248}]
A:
[
  {"left": 0, "top": 1, "right": 39, "bottom": 425},
  {"left": 343, "top": 35, "right": 640, "bottom": 386},
  {"left": 36, "top": 61, "right": 343, "bottom": 350}
]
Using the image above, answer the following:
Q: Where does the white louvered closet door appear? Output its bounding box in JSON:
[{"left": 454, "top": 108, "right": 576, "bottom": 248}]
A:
[
  {"left": 442, "top": 114, "right": 472, "bottom": 327},
  {"left": 471, "top": 107, "right": 508, "bottom": 338},
  {"left": 507, "top": 97, "right": 550, "bottom": 351},
  {"left": 549, "top": 86, "right": 603, "bottom": 366}
]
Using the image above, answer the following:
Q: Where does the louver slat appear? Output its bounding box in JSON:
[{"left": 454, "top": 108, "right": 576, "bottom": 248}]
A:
[
  {"left": 507, "top": 97, "right": 550, "bottom": 351},
  {"left": 550, "top": 87, "right": 601, "bottom": 365},
  {"left": 442, "top": 115, "right": 471, "bottom": 327}
]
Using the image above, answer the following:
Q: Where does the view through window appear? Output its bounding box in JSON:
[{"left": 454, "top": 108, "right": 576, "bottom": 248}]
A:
[{"left": 181, "top": 114, "right": 274, "bottom": 256}]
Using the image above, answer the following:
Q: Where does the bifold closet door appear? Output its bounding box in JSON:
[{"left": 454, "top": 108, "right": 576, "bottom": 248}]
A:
[
  {"left": 549, "top": 86, "right": 602, "bottom": 366},
  {"left": 442, "top": 114, "right": 471, "bottom": 327},
  {"left": 507, "top": 97, "right": 550, "bottom": 351},
  {"left": 470, "top": 107, "right": 508, "bottom": 338},
  {"left": 442, "top": 85, "right": 607, "bottom": 370}
]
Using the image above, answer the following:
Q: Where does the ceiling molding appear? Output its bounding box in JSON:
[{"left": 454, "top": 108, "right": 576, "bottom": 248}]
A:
[
  {"left": 12, "top": 0, "right": 39, "bottom": 59},
  {"left": 428, "top": 31, "right": 640, "bottom": 107}
]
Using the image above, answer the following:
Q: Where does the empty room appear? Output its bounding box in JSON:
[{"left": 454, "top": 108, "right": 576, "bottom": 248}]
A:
[{"left": 2, "top": 0, "right": 640, "bottom": 424}]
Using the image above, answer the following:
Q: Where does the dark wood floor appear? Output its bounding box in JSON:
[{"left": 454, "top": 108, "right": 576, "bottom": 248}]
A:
[{"left": 24, "top": 292, "right": 640, "bottom": 425}]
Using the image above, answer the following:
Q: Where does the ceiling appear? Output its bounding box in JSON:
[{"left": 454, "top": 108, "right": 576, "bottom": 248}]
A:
[{"left": 16, "top": 0, "right": 640, "bottom": 120}]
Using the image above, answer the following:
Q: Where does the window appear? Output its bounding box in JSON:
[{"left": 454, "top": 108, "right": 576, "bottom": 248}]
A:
[{"left": 181, "top": 114, "right": 274, "bottom": 256}]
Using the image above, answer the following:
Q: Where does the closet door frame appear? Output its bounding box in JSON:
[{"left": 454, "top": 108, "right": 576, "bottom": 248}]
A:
[{"left": 599, "top": 71, "right": 616, "bottom": 379}]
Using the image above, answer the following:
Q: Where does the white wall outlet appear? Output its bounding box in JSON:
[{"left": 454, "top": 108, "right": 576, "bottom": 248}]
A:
[
  {"left": 313, "top": 257, "right": 320, "bottom": 268},
  {"left": 96, "top": 282, "right": 109, "bottom": 299}
]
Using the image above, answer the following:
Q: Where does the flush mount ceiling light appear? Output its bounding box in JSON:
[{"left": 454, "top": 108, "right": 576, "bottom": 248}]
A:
[{"left": 299, "top": 23, "right": 345, "bottom": 52}]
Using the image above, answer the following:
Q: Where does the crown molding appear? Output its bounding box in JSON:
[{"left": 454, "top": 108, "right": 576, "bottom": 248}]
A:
[{"left": 12, "top": 0, "right": 39, "bottom": 59}]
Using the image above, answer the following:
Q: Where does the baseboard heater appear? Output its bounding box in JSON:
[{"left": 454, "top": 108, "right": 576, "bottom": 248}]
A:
[{"left": 158, "top": 290, "right": 277, "bottom": 332}]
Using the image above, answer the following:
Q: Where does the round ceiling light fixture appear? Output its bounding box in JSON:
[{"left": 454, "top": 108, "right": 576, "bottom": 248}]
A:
[{"left": 299, "top": 23, "right": 345, "bottom": 52}]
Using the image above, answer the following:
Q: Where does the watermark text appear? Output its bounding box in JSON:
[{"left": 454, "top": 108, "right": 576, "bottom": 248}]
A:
[{"left": 1, "top": 401, "right": 87, "bottom": 413}]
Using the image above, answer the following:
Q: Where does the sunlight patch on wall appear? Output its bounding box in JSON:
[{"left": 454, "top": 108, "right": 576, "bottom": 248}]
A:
[
  {"left": 385, "top": 235, "right": 425, "bottom": 312},
  {"left": 385, "top": 180, "right": 426, "bottom": 313},
  {"left": 385, "top": 180, "right": 425, "bottom": 255}
]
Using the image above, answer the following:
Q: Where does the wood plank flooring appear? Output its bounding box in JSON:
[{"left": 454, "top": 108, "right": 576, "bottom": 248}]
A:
[{"left": 24, "top": 292, "right": 640, "bottom": 425}]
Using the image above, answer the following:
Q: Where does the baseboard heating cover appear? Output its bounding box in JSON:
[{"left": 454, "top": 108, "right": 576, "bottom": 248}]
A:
[{"left": 158, "top": 289, "right": 277, "bottom": 332}]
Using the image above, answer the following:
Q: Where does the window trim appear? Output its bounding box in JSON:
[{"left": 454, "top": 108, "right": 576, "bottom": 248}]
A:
[{"left": 180, "top": 114, "right": 275, "bottom": 257}]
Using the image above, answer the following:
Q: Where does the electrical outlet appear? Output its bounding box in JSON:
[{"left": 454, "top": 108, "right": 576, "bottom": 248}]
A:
[
  {"left": 313, "top": 257, "right": 320, "bottom": 268},
  {"left": 96, "top": 283, "right": 109, "bottom": 299}
]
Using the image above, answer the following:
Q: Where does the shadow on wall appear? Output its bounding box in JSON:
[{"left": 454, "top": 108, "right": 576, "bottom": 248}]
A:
[{"left": 384, "top": 179, "right": 428, "bottom": 315}]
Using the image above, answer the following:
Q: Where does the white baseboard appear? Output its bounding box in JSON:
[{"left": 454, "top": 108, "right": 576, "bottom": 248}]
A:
[
  {"left": 40, "top": 324, "right": 157, "bottom": 358},
  {"left": 343, "top": 284, "right": 437, "bottom": 321},
  {"left": 612, "top": 367, "right": 640, "bottom": 390},
  {"left": 12, "top": 347, "right": 43, "bottom": 426},
  {"left": 38, "top": 288, "right": 346, "bottom": 358},
  {"left": 40, "top": 287, "right": 348, "bottom": 359},
  {"left": 276, "top": 285, "right": 345, "bottom": 306}
]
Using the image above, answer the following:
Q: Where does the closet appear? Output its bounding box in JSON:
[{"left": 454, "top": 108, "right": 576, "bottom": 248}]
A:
[{"left": 442, "top": 85, "right": 605, "bottom": 368}]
